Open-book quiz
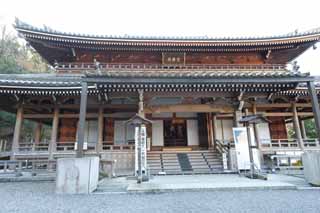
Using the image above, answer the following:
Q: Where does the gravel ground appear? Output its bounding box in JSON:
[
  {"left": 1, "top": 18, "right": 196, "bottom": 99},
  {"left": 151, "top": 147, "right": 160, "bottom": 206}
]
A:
[{"left": 1, "top": 181, "right": 320, "bottom": 213}]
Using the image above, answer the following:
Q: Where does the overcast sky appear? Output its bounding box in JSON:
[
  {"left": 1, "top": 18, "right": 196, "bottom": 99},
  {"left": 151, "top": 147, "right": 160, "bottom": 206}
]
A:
[{"left": 1, "top": 0, "right": 319, "bottom": 75}]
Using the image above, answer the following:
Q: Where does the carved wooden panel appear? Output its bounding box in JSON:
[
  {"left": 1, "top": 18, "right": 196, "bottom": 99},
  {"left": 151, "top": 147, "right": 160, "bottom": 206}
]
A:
[{"left": 162, "top": 52, "right": 185, "bottom": 65}]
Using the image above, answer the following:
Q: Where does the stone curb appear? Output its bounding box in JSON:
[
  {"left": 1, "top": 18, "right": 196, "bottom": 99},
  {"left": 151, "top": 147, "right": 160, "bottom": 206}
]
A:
[{"left": 126, "top": 185, "right": 297, "bottom": 194}]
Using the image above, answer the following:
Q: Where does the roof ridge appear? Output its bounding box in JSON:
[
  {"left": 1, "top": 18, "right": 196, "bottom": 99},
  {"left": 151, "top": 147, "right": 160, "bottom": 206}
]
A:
[{"left": 14, "top": 18, "right": 320, "bottom": 41}]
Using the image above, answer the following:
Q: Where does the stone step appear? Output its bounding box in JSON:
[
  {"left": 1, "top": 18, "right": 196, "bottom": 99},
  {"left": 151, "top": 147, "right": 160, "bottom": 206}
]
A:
[
  {"left": 189, "top": 162, "right": 207, "bottom": 166},
  {"left": 147, "top": 151, "right": 224, "bottom": 175}
]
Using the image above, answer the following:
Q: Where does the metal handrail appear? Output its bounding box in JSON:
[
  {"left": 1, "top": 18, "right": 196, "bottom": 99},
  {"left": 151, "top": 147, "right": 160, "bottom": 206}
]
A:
[{"left": 215, "top": 139, "right": 229, "bottom": 154}]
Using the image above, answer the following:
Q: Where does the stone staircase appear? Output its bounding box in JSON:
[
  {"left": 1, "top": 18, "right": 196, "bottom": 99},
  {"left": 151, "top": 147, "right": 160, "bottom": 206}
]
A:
[{"left": 147, "top": 150, "right": 224, "bottom": 175}]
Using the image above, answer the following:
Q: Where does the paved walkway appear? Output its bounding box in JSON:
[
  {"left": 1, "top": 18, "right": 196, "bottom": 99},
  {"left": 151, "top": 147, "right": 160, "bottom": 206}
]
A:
[
  {"left": 97, "top": 174, "right": 315, "bottom": 193},
  {"left": 1, "top": 181, "right": 320, "bottom": 213}
]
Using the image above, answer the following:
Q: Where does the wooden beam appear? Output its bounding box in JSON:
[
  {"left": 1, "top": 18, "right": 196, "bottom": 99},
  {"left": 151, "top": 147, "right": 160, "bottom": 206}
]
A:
[
  {"left": 144, "top": 104, "right": 234, "bottom": 113},
  {"left": 23, "top": 113, "right": 98, "bottom": 119},
  {"left": 19, "top": 103, "right": 137, "bottom": 110},
  {"left": 264, "top": 112, "right": 314, "bottom": 117},
  {"left": 254, "top": 103, "right": 313, "bottom": 108}
]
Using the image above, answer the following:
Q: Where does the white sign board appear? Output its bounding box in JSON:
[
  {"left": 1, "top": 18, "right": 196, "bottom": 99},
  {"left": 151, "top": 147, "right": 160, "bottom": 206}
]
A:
[
  {"left": 232, "top": 127, "right": 251, "bottom": 170},
  {"left": 233, "top": 127, "right": 261, "bottom": 170},
  {"left": 135, "top": 126, "right": 147, "bottom": 176}
]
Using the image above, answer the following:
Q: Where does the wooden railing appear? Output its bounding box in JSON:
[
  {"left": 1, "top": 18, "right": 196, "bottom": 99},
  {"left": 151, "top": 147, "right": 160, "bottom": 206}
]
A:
[
  {"left": 56, "top": 63, "right": 286, "bottom": 72},
  {"left": 261, "top": 139, "right": 300, "bottom": 149},
  {"left": 102, "top": 141, "right": 135, "bottom": 151},
  {"left": 17, "top": 141, "right": 101, "bottom": 152},
  {"left": 261, "top": 138, "right": 320, "bottom": 150},
  {"left": 0, "top": 160, "right": 56, "bottom": 174},
  {"left": 56, "top": 142, "right": 76, "bottom": 152},
  {"left": 18, "top": 142, "right": 50, "bottom": 152},
  {"left": 8, "top": 141, "right": 135, "bottom": 154},
  {"left": 216, "top": 138, "right": 320, "bottom": 151}
]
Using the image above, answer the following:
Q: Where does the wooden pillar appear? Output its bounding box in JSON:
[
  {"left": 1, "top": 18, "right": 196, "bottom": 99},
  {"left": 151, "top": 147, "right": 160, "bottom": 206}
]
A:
[
  {"left": 97, "top": 106, "right": 104, "bottom": 153},
  {"left": 206, "top": 113, "right": 213, "bottom": 148},
  {"left": 212, "top": 114, "right": 217, "bottom": 150},
  {"left": 233, "top": 110, "right": 242, "bottom": 127},
  {"left": 307, "top": 81, "right": 320, "bottom": 142},
  {"left": 34, "top": 122, "right": 42, "bottom": 144},
  {"left": 76, "top": 81, "right": 88, "bottom": 158},
  {"left": 292, "top": 103, "right": 304, "bottom": 150},
  {"left": 49, "top": 107, "right": 59, "bottom": 160},
  {"left": 299, "top": 119, "right": 307, "bottom": 139},
  {"left": 252, "top": 103, "right": 261, "bottom": 149},
  {"left": 138, "top": 89, "right": 144, "bottom": 117},
  {"left": 11, "top": 104, "right": 23, "bottom": 160}
]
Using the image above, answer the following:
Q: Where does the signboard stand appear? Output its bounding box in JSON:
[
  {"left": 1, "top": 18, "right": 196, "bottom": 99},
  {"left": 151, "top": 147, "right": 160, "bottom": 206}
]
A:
[
  {"left": 135, "top": 125, "right": 147, "bottom": 183},
  {"left": 126, "top": 114, "right": 152, "bottom": 184},
  {"left": 235, "top": 114, "right": 269, "bottom": 179},
  {"left": 233, "top": 126, "right": 262, "bottom": 177}
]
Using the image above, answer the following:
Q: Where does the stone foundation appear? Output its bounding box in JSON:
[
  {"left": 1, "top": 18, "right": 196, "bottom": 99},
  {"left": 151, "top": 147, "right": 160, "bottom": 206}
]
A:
[
  {"left": 100, "top": 152, "right": 134, "bottom": 176},
  {"left": 302, "top": 152, "right": 320, "bottom": 186}
]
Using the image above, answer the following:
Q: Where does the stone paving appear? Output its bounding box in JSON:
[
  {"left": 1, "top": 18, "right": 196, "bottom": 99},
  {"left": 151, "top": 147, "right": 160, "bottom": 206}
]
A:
[
  {"left": 98, "top": 174, "right": 308, "bottom": 193},
  {"left": 0, "top": 180, "right": 320, "bottom": 213}
]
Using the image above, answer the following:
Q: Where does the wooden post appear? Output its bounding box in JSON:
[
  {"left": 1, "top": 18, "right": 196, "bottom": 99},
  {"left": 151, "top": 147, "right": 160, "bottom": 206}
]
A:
[
  {"left": 97, "top": 106, "right": 104, "bottom": 153},
  {"left": 292, "top": 103, "right": 304, "bottom": 150},
  {"left": 307, "top": 81, "right": 320, "bottom": 142},
  {"left": 34, "top": 122, "right": 42, "bottom": 144},
  {"left": 138, "top": 89, "right": 144, "bottom": 117},
  {"left": 299, "top": 119, "right": 307, "bottom": 139},
  {"left": 233, "top": 110, "right": 242, "bottom": 127},
  {"left": 11, "top": 104, "right": 23, "bottom": 160},
  {"left": 206, "top": 113, "right": 210, "bottom": 147},
  {"left": 212, "top": 114, "right": 217, "bottom": 150},
  {"left": 252, "top": 103, "right": 261, "bottom": 149},
  {"left": 76, "top": 81, "right": 88, "bottom": 158},
  {"left": 208, "top": 113, "right": 214, "bottom": 148},
  {"left": 49, "top": 107, "right": 59, "bottom": 160}
]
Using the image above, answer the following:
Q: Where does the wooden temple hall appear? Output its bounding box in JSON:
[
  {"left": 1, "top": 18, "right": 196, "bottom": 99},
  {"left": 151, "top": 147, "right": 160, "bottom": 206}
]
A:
[{"left": 1, "top": 19, "right": 320, "bottom": 175}]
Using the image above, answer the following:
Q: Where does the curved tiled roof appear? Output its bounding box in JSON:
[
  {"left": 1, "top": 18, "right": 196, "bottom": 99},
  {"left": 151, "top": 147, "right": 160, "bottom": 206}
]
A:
[
  {"left": 0, "top": 74, "right": 82, "bottom": 88},
  {"left": 14, "top": 18, "right": 320, "bottom": 46},
  {"left": 0, "top": 70, "right": 309, "bottom": 87},
  {"left": 86, "top": 70, "right": 309, "bottom": 78},
  {"left": 0, "top": 72, "right": 315, "bottom": 96}
]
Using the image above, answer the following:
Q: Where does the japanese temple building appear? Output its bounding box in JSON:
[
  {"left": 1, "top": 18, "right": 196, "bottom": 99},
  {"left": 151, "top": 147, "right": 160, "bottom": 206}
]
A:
[{"left": 0, "top": 19, "right": 320, "bottom": 175}]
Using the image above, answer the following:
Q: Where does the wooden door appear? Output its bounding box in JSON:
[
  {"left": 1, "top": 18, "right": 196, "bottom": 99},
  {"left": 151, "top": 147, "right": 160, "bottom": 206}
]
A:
[{"left": 197, "top": 113, "right": 209, "bottom": 148}]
